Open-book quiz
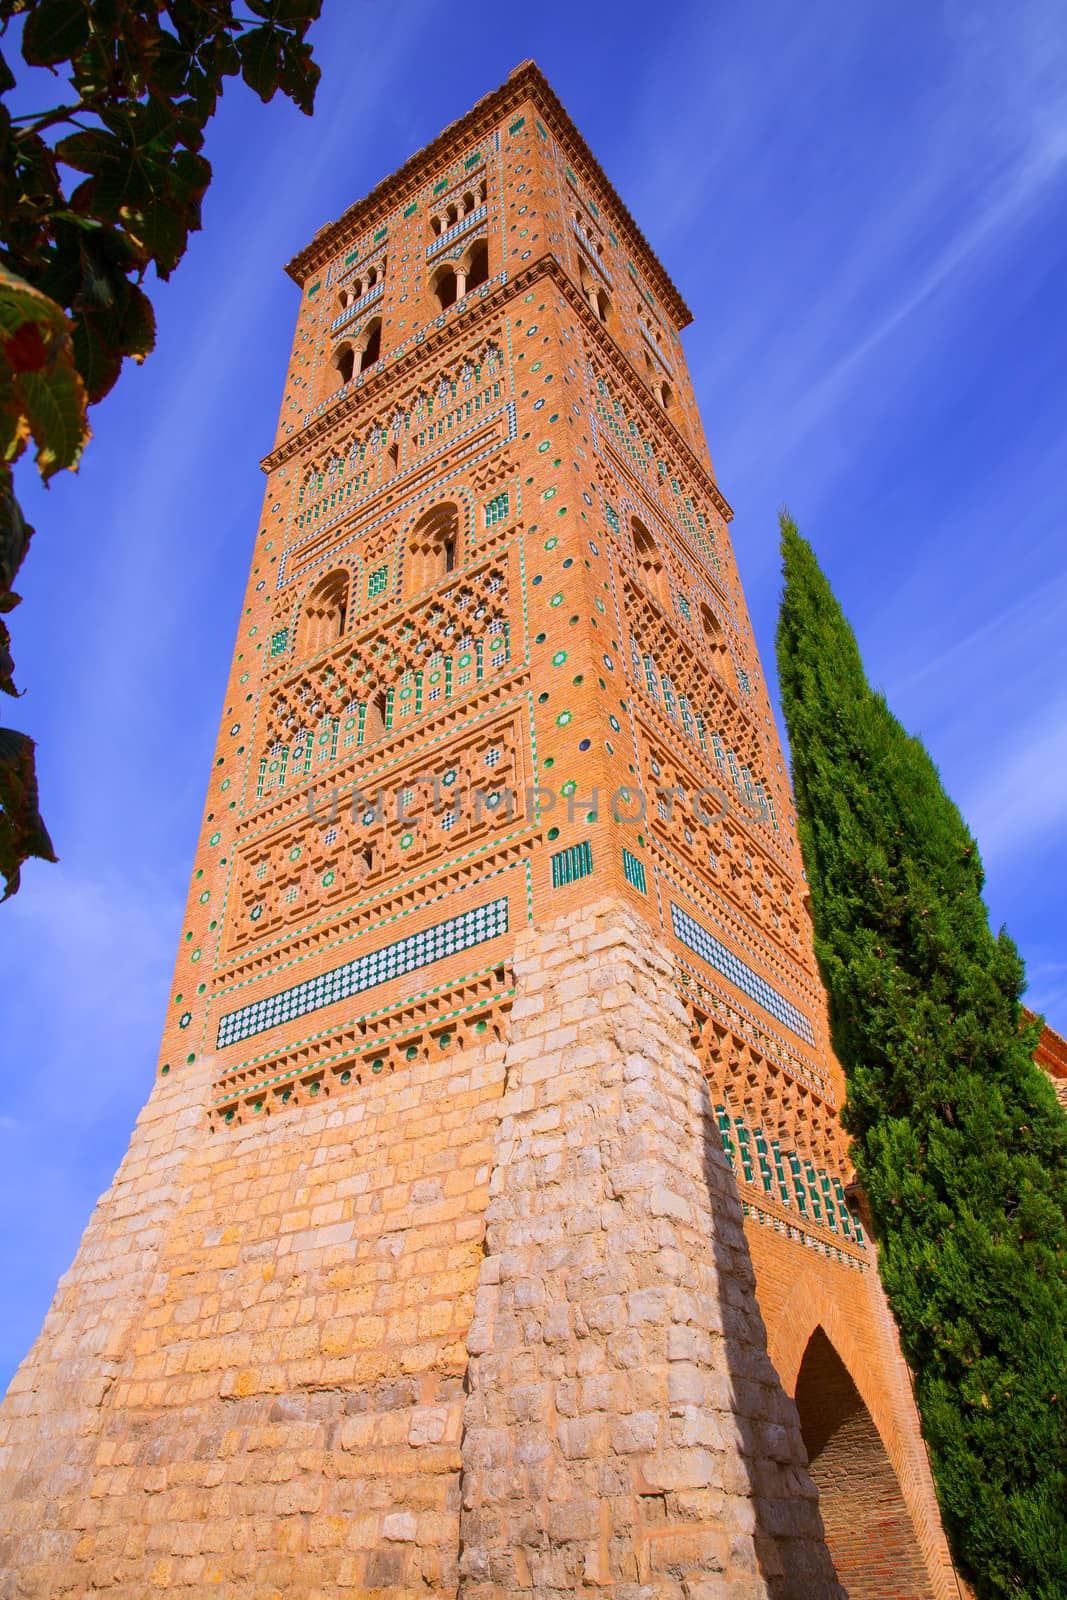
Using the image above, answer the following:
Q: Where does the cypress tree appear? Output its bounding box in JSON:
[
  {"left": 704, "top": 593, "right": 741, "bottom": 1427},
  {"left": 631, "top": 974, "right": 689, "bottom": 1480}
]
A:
[{"left": 775, "top": 513, "right": 1067, "bottom": 1600}]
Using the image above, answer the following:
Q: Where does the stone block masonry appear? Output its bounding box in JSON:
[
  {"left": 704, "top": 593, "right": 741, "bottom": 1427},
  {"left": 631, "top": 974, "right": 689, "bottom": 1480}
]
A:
[
  {"left": 459, "top": 899, "right": 845, "bottom": 1599},
  {"left": 0, "top": 1033, "right": 509, "bottom": 1597}
]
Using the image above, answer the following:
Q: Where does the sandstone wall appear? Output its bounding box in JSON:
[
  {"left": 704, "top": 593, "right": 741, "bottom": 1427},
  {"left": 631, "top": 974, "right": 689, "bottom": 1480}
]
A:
[{"left": 0, "top": 1034, "right": 507, "bottom": 1597}]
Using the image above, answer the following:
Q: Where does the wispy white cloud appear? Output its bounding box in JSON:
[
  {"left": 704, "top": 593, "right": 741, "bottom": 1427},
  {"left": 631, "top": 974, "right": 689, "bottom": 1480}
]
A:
[
  {"left": 1026, "top": 961, "right": 1067, "bottom": 1020},
  {"left": 640, "top": 1, "right": 1067, "bottom": 491},
  {"left": 3, "top": 864, "right": 182, "bottom": 1118},
  {"left": 887, "top": 570, "right": 1067, "bottom": 705},
  {"left": 776, "top": 137, "right": 1067, "bottom": 456},
  {"left": 959, "top": 690, "right": 1067, "bottom": 862}
]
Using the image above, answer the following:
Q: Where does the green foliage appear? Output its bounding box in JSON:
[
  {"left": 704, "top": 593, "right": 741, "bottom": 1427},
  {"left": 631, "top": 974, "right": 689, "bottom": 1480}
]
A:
[
  {"left": 0, "top": 0, "right": 322, "bottom": 897},
  {"left": 775, "top": 512, "right": 1067, "bottom": 1599}
]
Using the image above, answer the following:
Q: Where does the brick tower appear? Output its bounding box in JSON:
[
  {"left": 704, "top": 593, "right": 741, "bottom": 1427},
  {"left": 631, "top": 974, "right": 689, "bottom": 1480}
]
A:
[{"left": 0, "top": 65, "right": 961, "bottom": 1599}]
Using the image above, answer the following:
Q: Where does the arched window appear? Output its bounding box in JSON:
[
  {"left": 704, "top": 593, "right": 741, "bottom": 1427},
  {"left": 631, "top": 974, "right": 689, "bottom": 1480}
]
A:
[
  {"left": 644, "top": 352, "right": 668, "bottom": 408},
  {"left": 632, "top": 518, "right": 669, "bottom": 610},
  {"left": 333, "top": 343, "right": 354, "bottom": 390},
  {"left": 359, "top": 318, "right": 381, "bottom": 373},
  {"left": 465, "top": 238, "right": 489, "bottom": 292},
  {"left": 302, "top": 570, "right": 349, "bottom": 655},
  {"left": 432, "top": 265, "right": 458, "bottom": 311},
  {"left": 407, "top": 502, "right": 460, "bottom": 592},
  {"left": 699, "top": 602, "right": 723, "bottom": 644},
  {"left": 578, "top": 255, "right": 593, "bottom": 299},
  {"left": 795, "top": 1330, "right": 929, "bottom": 1600},
  {"left": 640, "top": 313, "right": 664, "bottom": 349},
  {"left": 578, "top": 256, "right": 610, "bottom": 324}
]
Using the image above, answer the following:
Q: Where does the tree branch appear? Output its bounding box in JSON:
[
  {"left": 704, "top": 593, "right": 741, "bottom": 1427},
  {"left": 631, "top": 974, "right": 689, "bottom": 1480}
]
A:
[{"left": 11, "top": 103, "right": 99, "bottom": 137}]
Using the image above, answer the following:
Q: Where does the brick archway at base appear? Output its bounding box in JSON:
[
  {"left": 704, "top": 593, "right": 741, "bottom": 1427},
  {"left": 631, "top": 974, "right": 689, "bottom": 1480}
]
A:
[
  {"left": 796, "top": 1327, "right": 931, "bottom": 1600},
  {"left": 769, "top": 1268, "right": 929, "bottom": 1524}
]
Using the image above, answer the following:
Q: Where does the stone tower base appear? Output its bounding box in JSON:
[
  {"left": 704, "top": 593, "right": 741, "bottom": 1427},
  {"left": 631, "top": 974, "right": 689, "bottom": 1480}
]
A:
[
  {"left": 0, "top": 899, "right": 953, "bottom": 1597},
  {"left": 460, "top": 904, "right": 840, "bottom": 1598}
]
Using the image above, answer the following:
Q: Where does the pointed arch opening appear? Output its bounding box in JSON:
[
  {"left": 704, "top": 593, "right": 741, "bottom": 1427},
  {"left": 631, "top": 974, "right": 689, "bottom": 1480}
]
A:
[
  {"left": 358, "top": 317, "right": 381, "bottom": 373},
  {"left": 332, "top": 343, "right": 354, "bottom": 390},
  {"left": 795, "top": 1328, "right": 930, "bottom": 1600},
  {"left": 432, "top": 264, "right": 458, "bottom": 311},
  {"left": 579, "top": 256, "right": 611, "bottom": 325},
  {"left": 407, "top": 502, "right": 461, "bottom": 592},
  {"left": 302, "top": 570, "right": 349, "bottom": 656},
  {"left": 632, "top": 517, "right": 670, "bottom": 610},
  {"left": 465, "top": 237, "right": 489, "bottom": 292}
]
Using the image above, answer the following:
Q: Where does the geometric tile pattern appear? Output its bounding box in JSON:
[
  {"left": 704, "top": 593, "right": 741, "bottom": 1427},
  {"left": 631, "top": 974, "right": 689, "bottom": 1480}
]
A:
[
  {"left": 621, "top": 847, "right": 647, "bottom": 894},
  {"left": 549, "top": 839, "right": 593, "bottom": 888},
  {"left": 216, "top": 896, "right": 508, "bottom": 1048},
  {"left": 671, "top": 902, "right": 815, "bottom": 1045}
]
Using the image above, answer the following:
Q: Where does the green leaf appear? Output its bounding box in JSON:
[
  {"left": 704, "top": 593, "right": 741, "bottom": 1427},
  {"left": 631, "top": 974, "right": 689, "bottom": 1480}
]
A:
[
  {"left": 54, "top": 128, "right": 116, "bottom": 180},
  {"left": 69, "top": 277, "right": 155, "bottom": 402},
  {"left": 123, "top": 200, "right": 187, "bottom": 280},
  {"left": 278, "top": 37, "right": 319, "bottom": 115},
  {"left": 264, "top": 0, "right": 324, "bottom": 23},
  {"left": 0, "top": 264, "right": 67, "bottom": 344},
  {"left": 0, "top": 725, "right": 57, "bottom": 899},
  {"left": 20, "top": 0, "right": 90, "bottom": 67},
  {"left": 0, "top": 464, "right": 34, "bottom": 597},
  {"left": 117, "top": 282, "right": 155, "bottom": 362},
  {"left": 71, "top": 311, "right": 121, "bottom": 405},
  {"left": 0, "top": 612, "right": 14, "bottom": 699},
  {"left": 16, "top": 362, "right": 89, "bottom": 477},
  {"left": 237, "top": 23, "right": 283, "bottom": 102},
  {"left": 0, "top": 265, "right": 90, "bottom": 481},
  {"left": 0, "top": 359, "right": 22, "bottom": 466},
  {"left": 202, "top": 32, "right": 241, "bottom": 85}
]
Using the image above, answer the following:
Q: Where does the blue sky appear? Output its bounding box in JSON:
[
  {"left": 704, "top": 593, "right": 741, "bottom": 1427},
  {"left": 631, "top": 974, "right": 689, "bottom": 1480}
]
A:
[{"left": 1, "top": 1, "right": 1064, "bottom": 1386}]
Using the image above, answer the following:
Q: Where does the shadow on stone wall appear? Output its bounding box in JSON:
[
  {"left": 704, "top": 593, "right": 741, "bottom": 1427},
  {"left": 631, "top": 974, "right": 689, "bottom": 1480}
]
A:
[
  {"left": 458, "top": 898, "right": 846, "bottom": 1597},
  {"left": 698, "top": 1108, "right": 847, "bottom": 1598}
]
